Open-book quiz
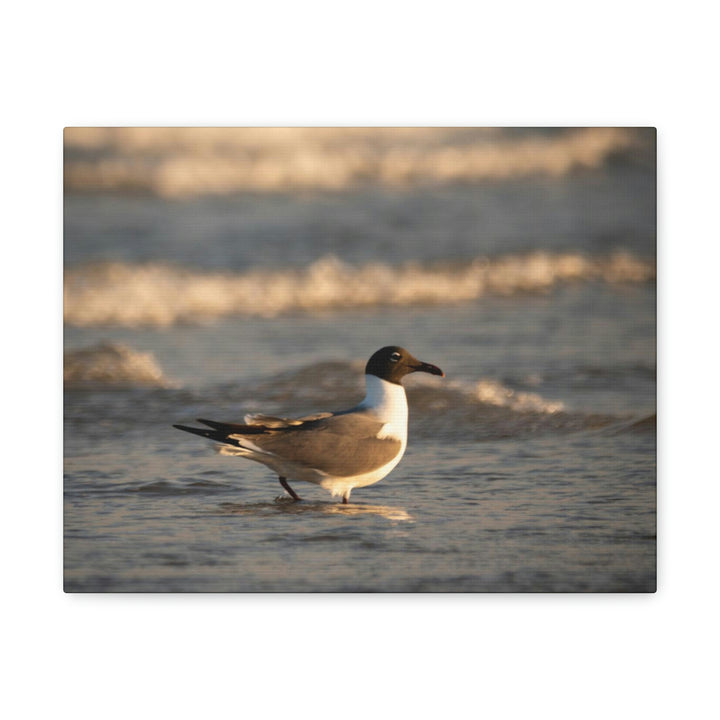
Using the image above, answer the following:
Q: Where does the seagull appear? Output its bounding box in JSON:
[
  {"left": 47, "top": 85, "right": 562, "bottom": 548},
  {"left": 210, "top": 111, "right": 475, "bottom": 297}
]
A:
[{"left": 173, "top": 346, "right": 444, "bottom": 503}]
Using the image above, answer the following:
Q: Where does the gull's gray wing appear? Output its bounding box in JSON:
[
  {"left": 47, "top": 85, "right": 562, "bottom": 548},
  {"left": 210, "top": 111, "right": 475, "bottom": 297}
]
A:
[
  {"left": 178, "top": 411, "right": 401, "bottom": 477},
  {"left": 236, "top": 411, "right": 401, "bottom": 477}
]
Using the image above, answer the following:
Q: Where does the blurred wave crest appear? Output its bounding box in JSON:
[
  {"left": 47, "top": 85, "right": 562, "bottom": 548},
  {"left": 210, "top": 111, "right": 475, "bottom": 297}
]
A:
[
  {"left": 64, "top": 251, "right": 655, "bottom": 327},
  {"left": 64, "top": 127, "right": 651, "bottom": 197}
]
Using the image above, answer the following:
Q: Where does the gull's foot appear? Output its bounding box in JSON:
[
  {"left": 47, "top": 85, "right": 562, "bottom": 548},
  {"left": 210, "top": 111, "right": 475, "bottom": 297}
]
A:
[
  {"left": 274, "top": 494, "right": 302, "bottom": 504},
  {"left": 278, "top": 476, "right": 301, "bottom": 501}
]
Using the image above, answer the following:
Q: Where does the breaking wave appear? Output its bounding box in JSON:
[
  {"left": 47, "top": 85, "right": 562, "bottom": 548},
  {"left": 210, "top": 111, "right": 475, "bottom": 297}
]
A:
[
  {"left": 404, "top": 372, "right": 566, "bottom": 415},
  {"left": 469, "top": 379, "right": 565, "bottom": 413},
  {"left": 63, "top": 127, "right": 651, "bottom": 197},
  {"left": 64, "top": 251, "right": 655, "bottom": 327},
  {"left": 64, "top": 342, "right": 173, "bottom": 388},
  {"left": 63, "top": 353, "right": 632, "bottom": 439}
]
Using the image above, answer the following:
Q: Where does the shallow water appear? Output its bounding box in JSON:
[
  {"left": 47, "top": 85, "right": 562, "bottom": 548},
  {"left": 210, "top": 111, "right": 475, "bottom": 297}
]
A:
[
  {"left": 64, "top": 133, "right": 656, "bottom": 592},
  {"left": 64, "top": 413, "right": 655, "bottom": 592}
]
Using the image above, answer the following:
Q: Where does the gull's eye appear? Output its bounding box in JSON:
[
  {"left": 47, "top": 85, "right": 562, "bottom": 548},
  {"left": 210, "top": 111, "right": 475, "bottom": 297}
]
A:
[{"left": 390, "top": 352, "right": 401, "bottom": 362}]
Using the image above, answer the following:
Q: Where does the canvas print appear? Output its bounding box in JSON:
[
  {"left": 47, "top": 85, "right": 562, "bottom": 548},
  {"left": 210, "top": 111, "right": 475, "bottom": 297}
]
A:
[{"left": 63, "top": 127, "right": 656, "bottom": 592}]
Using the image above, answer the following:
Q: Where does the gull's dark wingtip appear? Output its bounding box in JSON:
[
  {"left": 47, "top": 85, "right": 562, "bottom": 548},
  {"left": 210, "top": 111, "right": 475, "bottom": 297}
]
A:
[{"left": 173, "top": 423, "right": 213, "bottom": 439}]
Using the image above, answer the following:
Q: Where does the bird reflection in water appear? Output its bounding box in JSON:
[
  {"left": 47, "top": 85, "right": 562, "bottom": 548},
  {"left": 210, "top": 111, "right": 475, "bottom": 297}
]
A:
[{"left": 217, "top": 501, "right": 413, "bottom": 522}]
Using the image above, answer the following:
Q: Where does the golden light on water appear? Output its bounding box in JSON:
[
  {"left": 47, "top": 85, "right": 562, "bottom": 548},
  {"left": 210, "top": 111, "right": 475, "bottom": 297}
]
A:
[
  {"left": 218, "top": 501, "right": 413, "bottom": 522},
  {"left": 64, "top": 127, "right": 643, "bottom": 197}
]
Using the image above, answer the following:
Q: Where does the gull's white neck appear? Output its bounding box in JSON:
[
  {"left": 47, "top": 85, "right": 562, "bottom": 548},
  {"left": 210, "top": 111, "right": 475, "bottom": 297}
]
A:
[{"left": 359, "top": 374, "right": 408, "bottom": 437}]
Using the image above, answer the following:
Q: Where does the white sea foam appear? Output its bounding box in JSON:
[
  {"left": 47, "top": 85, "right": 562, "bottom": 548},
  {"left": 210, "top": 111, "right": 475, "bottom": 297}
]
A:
[
  {"left": 63, "top": 251, "right": 655, "bottom": 327},
  {"left": 472, "top": 379, "right": 565, "bottom": 413},
  {"left": 64, "top": 342, "right": 173, "bottom": 387}
]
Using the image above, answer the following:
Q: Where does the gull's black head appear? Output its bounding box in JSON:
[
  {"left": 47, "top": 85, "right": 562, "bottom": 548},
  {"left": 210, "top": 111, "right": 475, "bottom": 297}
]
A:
[{"left": 365, "top": 346, "right": 444, "bottom": 386}]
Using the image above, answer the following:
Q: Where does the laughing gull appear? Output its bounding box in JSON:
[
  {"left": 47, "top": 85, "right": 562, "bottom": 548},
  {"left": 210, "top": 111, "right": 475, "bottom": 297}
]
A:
[{"left": 173, "top": 346, "right": 444, "bottom": 503}]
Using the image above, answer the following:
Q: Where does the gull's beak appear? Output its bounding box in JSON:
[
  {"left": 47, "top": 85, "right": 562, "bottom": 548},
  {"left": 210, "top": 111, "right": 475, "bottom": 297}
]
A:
[{"left": 412, "top": 360, "right": 445, "bottom": 377}]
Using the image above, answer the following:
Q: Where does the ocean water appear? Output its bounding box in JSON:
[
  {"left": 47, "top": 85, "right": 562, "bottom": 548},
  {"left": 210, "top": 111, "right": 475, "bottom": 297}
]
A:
[{"left": 63, "top": 128, "right": 656, "bottom": 592}]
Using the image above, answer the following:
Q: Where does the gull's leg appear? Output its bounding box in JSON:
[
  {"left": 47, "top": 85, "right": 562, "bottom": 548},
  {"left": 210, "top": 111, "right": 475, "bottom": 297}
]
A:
[
  {"left": 279, "top": 476, "right": 301, "bottom": 501},
  {"left": 342, "top": 489, "right": 351, "bottom": 504}
]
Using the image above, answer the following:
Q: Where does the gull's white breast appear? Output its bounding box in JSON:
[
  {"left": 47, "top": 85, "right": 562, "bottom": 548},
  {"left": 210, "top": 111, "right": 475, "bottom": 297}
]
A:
[
  {"left": 357, "top": 374, "right": 409, "bottom": 445},
  {"left": 318, "top": 374, "right": 410, "bottom": 496}
]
